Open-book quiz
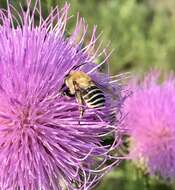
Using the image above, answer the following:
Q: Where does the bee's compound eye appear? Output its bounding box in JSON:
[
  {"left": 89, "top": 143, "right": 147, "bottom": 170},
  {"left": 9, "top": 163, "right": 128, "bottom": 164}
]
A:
[{"left": 63, "top": 88, "right": 75, "bottom": 98}]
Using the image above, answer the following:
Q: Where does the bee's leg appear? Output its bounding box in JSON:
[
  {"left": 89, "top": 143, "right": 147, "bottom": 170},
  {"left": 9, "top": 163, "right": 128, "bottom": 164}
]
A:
[
  {"left": 75, "top": 90, "right": 85, "bottom": 119},
  {"left": 73, "top": 81, "right": 85, "bottom": 119}
]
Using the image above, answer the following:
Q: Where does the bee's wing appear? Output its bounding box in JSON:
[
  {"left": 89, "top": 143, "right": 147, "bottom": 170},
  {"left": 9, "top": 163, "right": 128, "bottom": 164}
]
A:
[
  {"left": 93, "top": 72, "right": 131, "bottom": 99},
  {"left": 93, "top": 80, "right": 120, "bottom": 100}
]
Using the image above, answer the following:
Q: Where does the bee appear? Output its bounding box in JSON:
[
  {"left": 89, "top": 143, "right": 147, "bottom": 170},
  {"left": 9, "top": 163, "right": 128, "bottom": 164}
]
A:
[{"left": 60, "top": 63, "right": 108, "bottom": 118}]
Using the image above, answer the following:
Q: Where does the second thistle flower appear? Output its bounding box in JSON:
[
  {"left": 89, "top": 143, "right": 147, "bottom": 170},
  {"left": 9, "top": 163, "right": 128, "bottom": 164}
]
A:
[{"left": 123, "top": 72, "right": 175, "bottom": 181}]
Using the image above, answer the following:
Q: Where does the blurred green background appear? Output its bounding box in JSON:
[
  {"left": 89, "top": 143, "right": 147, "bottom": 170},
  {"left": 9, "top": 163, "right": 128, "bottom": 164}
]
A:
[{"left": 1, "top": 0, "right": 175, "bottom": 189}]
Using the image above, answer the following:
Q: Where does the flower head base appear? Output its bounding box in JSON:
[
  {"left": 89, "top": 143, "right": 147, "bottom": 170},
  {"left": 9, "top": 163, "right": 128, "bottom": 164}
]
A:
[
  {"left": 0, "top": 1, "right": 125, "bottom": 189},
  {"left": 124, "top": 72, "right": 175, "bottom": 180}
]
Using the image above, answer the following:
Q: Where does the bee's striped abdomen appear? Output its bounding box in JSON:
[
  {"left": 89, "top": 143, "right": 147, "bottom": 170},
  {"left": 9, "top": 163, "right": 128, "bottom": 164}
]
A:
[{"left": 82, "top": 85, "right": 105, "bottom": 108}]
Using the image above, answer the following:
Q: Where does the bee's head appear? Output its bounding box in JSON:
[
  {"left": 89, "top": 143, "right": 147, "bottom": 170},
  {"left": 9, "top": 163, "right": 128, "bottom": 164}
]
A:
[
  {"left": 59, "top": 82, "right": 74, "bottom": 98},
  {"left": 60, "top": 74, "right": 70, "bottom": 95},
  {"left": 60, "top": 83, "right": 66, "bottom": 94}
]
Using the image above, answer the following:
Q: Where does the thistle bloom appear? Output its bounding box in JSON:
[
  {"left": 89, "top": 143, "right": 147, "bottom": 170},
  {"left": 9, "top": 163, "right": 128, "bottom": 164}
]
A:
[
  {"left": 123, "top": 73, "right": 175, "bottom": 180},
  {"left": 0, "top": 1, "right": 124, "bottom": 189}
]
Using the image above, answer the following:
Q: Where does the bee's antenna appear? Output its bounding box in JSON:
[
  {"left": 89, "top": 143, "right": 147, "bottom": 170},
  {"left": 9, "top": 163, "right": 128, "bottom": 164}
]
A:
[{"left": 71, "top": 62, "right": 88, "bottom": 71}]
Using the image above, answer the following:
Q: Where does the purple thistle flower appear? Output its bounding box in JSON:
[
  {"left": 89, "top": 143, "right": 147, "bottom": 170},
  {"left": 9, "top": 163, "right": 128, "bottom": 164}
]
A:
[
  {"left": 0, "top": 1, "right": 124, "bottom": 189},
  {"left": 123, "top": 72, "right": 175, "bottom": 180}
]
